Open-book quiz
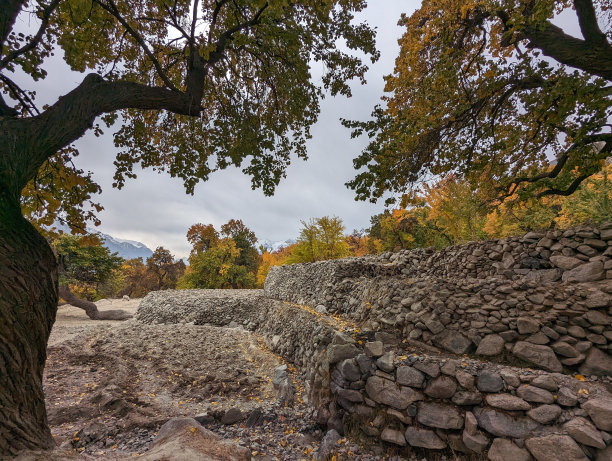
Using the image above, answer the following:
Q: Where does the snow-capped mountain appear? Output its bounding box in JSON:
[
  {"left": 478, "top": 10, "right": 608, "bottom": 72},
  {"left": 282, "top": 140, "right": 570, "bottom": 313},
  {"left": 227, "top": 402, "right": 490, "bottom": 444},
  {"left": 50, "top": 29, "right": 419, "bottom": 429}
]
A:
[
  {"left": 98, "top": 233, "right": 154, "bottom": 261},
  {"left": 258, "top": 239, "right": 296, "bottom": 253}
]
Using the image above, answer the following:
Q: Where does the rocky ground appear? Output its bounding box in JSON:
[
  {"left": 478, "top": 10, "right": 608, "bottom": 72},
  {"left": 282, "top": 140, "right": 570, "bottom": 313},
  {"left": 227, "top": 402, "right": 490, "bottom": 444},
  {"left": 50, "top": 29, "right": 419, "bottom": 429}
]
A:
[{"left": 33, "top": 299, "right": 447, "bottom": 461}]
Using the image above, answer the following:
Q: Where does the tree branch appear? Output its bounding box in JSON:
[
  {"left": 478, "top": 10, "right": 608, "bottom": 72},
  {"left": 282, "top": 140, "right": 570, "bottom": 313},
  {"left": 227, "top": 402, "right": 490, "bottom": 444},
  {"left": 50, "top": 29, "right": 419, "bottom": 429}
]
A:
[
  {"left": 93, "top": 0, "right": 181, "bottom": 92},
  {"left": 574, "top": 0, "right": 608, "bottom": 45},
  {"left": 0, "top": 74, "right": 203, "bottom": 193},
  {"left": 0, "top": 0, "right": 61, "bottom": 71}
]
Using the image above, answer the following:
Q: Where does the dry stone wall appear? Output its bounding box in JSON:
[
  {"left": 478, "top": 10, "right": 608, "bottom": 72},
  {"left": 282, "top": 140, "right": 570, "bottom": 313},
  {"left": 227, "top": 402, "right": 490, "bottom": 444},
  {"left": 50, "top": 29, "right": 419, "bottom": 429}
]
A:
[
  {"left": 137, "top": 225, "right": 612, "bottom": 460},
  {"left": 265, "top": 224, "right": 612, "bottom": 377}
]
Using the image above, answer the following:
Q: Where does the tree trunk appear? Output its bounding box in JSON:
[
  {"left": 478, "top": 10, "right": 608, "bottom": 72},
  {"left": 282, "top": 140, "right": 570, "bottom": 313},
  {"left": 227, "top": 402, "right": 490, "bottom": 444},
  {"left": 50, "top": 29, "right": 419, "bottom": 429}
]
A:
[
  {"left": 0, "top": 189, "right": 57, "bottom": 455},
  {"left": 58, "top": 285, "right": 132, "bottom": 321}
]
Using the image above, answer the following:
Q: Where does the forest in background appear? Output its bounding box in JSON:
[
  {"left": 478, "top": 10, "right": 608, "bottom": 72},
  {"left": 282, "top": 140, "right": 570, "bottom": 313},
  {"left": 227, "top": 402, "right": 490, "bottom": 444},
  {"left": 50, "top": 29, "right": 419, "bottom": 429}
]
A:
[{"left": 55, "top": 164, "right": 611, "bottom": 301}]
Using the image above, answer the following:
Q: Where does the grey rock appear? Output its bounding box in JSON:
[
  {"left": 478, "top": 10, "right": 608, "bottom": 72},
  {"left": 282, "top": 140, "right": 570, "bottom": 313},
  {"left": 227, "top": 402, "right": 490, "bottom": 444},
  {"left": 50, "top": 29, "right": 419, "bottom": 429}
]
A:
[
  {"left": 365, "top": 376, "right": 421, "bottom": 410},
  {"left": 452, "top": 391, "right": 483, "bottom": 405},
  {"left": 527, "top": 404, "right": 562, "bottom": 424},
  {"left": 338, "top": 359, "right": 361, "bottom": 382},
  {"left": 221, "top": 408, "right": 244, "bottom": 425},
  {"left": 568, "top": 325, "right": 587, "bottom": 338},
  {"left": 462, "top": 430, "right": 489, "bottom": 454},
  {"left": 337, "top": 388, "right": 363, "bottom": 403},
  {"left": 380, "top": 427, "right": 406, "bottom": 446},
  {"left": 513, "top": 342, "right": 563, "bottom": 372},
  {"left": 582, "top": 398, "right": 612, "bottom": 431},
  {"left": 364, "top": 341, "right": 383, "bottom": 358},
  {"left": 516, "top": 385, "right": 555, "bottom": 404},
  {"left": 564, "top": 417, "right": 606, "bottom": 449},
  {"left": 417, "top": 402, "right": 463, "bottom": 430},
  {"left": 404, "top": 427, "right": 447, "bottom": 449},
  {"left": 531, "top": 375, "right": 558, "bottom": 392},
  {"left": 327, "top": 344, "right": 359, "bottom": 363},
  {"left": 550, "top": 255, "right": 583, "bottom": 270},
  {"left": 396, "top": 366, "right": 425, "bottom": 388},
  {"left": 579, "top": 347, "right": 612, "bottom": 377},
  {"left": 551, "top": 341, "right": 580, "bottom": 357},
  {"left": 316, "top": 429, "right": 341, "bottom": 461},
  {"left": 424, "top": 375, "right": 457, "bottom": 399},
  {"left": 557, "top": 387, "right": 579, "bottom": 406},
  {"left": 465, "top": 411, "right": 477, "bottom": 435},
  {"left": 517, "top": 317, "right": 541, "bottom": 334},
  {"left": 488, "top": 438, "right": 531, "bottom": 461},
  {"left": 413, "top": 361, "right": 440, "bottom": 377},
  {"left": 194, "top": 413, "right": 215, "bottom": 425},
  {"left": 376, "top": 352, "right": 395, "bottom": 373},
  {"left": 476, "top": 334, "right": 505, "bottom": 356},
  {"left": 525, "top": 434, "right": 588, "bottom": 461},
  {"left": 433, "top": 329, "right": 472, "bottom": 354},
  {"left": 597, "top": 446, "right": 612, "bottom": 461},
  {"left": 456, "top": 370, "right": 476, "bottom": 390},
  {"left": 486, "top": 394, "right": 531, "bottom": 411},
  {"left": 500, "top": 369, "right": 521, "bottom": 388},
  {"left": 562, "top": 261, "right": 604, "bottom": 283},
  {"left": 474, "top": 408, "right": 539, "bottom": 438},
  {"left": 478, "top": 370, "right": 504, "bottom": 393}
]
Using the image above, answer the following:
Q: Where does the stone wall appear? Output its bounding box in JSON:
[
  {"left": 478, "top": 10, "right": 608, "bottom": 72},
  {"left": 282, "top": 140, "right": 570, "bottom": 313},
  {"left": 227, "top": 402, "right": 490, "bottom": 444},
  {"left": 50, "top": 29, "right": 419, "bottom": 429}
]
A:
[
  {"left": 137, "top": 224, "right": 612, "bottom": 459},
  {"left": 264, "top": 224, "right": 612, "bottom": 377}
]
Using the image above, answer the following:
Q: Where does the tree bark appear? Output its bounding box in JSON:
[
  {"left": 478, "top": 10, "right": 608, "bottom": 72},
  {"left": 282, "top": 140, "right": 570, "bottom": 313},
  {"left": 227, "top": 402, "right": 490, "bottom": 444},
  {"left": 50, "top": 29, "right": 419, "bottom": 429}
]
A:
[
  {"left": 58, "top": 285, "right": 132, "bottom": 321},
  {"left": 0, "top": 189, "right": 56, "bottom": 455}
]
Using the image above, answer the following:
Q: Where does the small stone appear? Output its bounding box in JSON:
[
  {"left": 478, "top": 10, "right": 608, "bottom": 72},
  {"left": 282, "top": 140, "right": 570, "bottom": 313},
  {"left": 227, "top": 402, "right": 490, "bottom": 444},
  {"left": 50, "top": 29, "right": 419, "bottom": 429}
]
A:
[
  {"left": 327, "top": 344, "right": 359, "bottom": 363},
  {"left": 579, "top": 347, "right": 612, "bottom": 377},
  {"left": 527, "top": 404, "right": 562, "bottom": 424},
  {"left": 366, "top": 376, "right": 413, "bottom": 410},
  {"left": 567, "top": 325, "right": 587, "bottom": 339},
  {"left": 440, "top": 360, "right": 457, "bottom": 375},
  {"left": 413, "top": 361, "right": 440, "bottom": 377},
  {"left": 433, "top": 329, "right": 472, "bottom": 354},
  {"left": 486, "top": 394, "right": 531, "bottom": 411},
  {"left": 477, "top": 370, "right": 503, "bottom": 393},
  {"left": 317, "top": 429, "right": 341, "bottom": 461},
  {"left": 338, "top": 359, "right": 361, "bottom": 382},
  {"left": 562, "top": 261, "right": 605, "bottom": 283},
  {"left": 452, "top": 391, "right": 483, "bottom": 406},
  {"left": 584, "top": 310, "right": 610, "bottom": 325},
  {"left": 405, "top": 427, "right": 446, "bottom": 449},
  {"left": 462, "top": 430, "right": 489, "bottom": 453},
  {"left": 517, "top": 317, "right": 540, "bottom": 334},
  {"left": 488, "top": 438, "right": 531, "bottom": 461},
  {"left": 396, "top": 366, "right": 424, "bottom": 388},
  {"left": 424, "top": 375, "right": 457, "bottom": 399},
  {"left": 221, "top": 408, "right": 244, "bottom": 425},
  {"left": 465, "top": 411, "right": 477, "bottom": 435},
  {"left": 417, "top": 402, "right": 463, "bottom": 430},
  {"left": 531, "top": 375, "right": 558, "bottom": 391},
  {"left": 376, "top": 352, "right": 395, "bottom": 373},
  {"left": 476, "top": 334, "right": 505, "bottom": 356},
  {"left": 364, "top": 341, "right": 384, "bottom": 358},
  {"left": 513, "top": 342, "right": 563, "bottom": 372},
  {"left": 550, "top": 255, "right": 583, "bottom": 270},
  {"left": 456, "top": 370, "right": 475, "bottom": 390},
  {"left": 564, "top": 417, "right": 606, "bottom": 449},
  {"left": 474, "top": 408, "right": 538, "bottom": 438},
  {"left": 517, "top": 385, "right": 554, "bottom": 404},
  {"left": 525, "top": 434, "right": 588, "bottom": 461},
  {"left": 499, "top": 369, "right": 520, "bottom": 387},
  {"left": 380, "top": 427, "right": 406, "bottom": 446},
  {"left": 582, "top": 398, "right": 612, "bottom": 431},
  {"left": 551, "top": 341, "right": 580, "bottom": 357},
  {"left": 556, "top": 387, "right": 578, "bottom": 406},
  {"left": 194, "top": 413, "right": 215, "bottom": 425}
]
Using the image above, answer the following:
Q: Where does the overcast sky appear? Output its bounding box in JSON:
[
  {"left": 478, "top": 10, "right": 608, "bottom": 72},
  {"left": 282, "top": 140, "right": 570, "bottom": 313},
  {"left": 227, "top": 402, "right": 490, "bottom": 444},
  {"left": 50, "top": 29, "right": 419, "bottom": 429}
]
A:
[
  {"left": 10, "top": 1, "right": 417, "bottom": 258},
  {"left": 12, "top": 2, "right": 585, "bottom": 259}
]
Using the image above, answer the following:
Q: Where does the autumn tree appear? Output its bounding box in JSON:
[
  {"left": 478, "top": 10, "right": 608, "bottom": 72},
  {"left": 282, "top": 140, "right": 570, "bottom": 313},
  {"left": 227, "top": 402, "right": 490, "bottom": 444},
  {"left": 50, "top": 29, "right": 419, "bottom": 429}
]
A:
[
  {"left": 221, "top": 218, "right": 260, "bottom": 274},
  {"left": 52, "top": 233, "right": 132, "bottom": 320},
  {"left": 0, "top": 1, "right": 378, "bottom": 451},
  {"left": 344, "top": 0, "right": 611, "bottom": 204},
  {"left": 186, "top": 223, "right": 219, "bottom": 255},
  {"left": 119, "top": 257, "right": 153, "bottom": 298},
  {"left": 288, "top": 216, "right": 350, "bottom": 263},
  {"left": 146, "top": 247, "right": 186, "bottom": 290}
]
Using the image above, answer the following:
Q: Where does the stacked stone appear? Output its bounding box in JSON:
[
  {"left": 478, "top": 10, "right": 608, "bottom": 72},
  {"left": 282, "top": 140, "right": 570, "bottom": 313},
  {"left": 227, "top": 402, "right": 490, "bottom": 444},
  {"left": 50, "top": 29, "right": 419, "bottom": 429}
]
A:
[
  {"left": 264, "top": 224, "right": 612, "bottom": 376},
  {"left": 326, "top": 337, "right": 612, "bottom": 460}
]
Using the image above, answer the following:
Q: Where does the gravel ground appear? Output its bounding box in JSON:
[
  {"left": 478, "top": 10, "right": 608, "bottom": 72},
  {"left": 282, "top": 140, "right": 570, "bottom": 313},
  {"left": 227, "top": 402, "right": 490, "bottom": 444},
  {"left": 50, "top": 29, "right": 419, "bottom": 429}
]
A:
[{"left": 43, "top": 299, "right": 438, "bottom": 460}]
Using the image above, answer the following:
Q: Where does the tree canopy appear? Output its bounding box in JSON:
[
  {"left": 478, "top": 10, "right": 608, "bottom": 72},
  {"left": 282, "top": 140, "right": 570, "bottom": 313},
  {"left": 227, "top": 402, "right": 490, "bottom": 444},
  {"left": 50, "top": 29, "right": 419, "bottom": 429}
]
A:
[
  {"left": 344, "top": 0, "right": 611, "bottom": 204},
  {"left": 2, "top": 0, "right": 378, "bottom": 231}
]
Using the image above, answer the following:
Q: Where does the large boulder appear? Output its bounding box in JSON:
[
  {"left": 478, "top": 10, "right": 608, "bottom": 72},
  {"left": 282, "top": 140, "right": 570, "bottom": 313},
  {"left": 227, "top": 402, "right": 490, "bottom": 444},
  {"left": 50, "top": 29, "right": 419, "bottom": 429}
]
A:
[
  {"left": 433, "top": 330, "right": 472, "bottom": 354},
  {"left": 473, "top": 408, "right": 538, "bottom": 438},
  {"left": 562, "top": 261, "right": 604, "bottom": 283},
  {"left": 578, "top": 347, "right": 612, "bottom": 377},
  {"left": 525, "top": 434, "right": 588, "bottom": 461},
  {"left": 141, "top": 417, "right": 251, "bottom": 461}
]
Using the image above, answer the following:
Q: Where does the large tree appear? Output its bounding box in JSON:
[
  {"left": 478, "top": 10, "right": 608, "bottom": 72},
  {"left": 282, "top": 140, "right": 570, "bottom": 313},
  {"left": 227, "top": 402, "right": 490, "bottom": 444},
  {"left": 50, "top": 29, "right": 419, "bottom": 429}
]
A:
[
  {"left": 0, "top": 0, "right": 377, "bottom": 453},
  {"left": 344, "top": 0, "right": 611, "bottom": 204}
]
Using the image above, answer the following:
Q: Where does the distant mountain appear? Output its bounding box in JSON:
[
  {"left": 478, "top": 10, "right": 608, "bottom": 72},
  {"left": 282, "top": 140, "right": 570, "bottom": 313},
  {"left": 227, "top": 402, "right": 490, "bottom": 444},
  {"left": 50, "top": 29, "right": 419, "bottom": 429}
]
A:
[
  {"left": 99, "top": 233, "right": 154, "bottom": 261},
  {"left": 258, "top": 239, "right": 296, "bottom": 253}
]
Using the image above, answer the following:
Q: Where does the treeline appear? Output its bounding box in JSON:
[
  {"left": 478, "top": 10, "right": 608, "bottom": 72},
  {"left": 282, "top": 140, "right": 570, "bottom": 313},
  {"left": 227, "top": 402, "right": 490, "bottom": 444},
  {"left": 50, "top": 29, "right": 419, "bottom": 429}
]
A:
[
  {"left": 257, "top": 165, "right": 611, "bottom": 281},
  {"left": 57, "top": 166, "right": 610, "bottom": 299}
]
